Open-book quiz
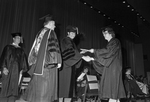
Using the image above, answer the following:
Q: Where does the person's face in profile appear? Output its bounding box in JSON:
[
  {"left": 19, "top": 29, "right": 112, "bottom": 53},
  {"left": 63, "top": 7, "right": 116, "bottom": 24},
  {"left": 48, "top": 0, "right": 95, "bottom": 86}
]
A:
[
  {"left": 126, "top": 69, "right": 131, "bottom": 75},
  {"left": 47, "top": 21, "right": 56, "bottom": 30},
  {"left": 13, "top": 36, "right": 21, "bottom": 44},
  {"left": 68, "top": 32, "right": 76, "bottom": 39},
  {"left": 102, "top": 31, "right": 112, "bottom": 41}
]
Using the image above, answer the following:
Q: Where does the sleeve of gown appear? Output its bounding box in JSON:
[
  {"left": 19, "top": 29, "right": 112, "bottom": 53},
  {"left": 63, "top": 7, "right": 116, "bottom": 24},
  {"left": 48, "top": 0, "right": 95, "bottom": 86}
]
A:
[
  {"left": 94, "top": 39, "right": 120, "bottom": 67},
  {"left": 53, "top": 33, "right": 62, "bottom": 65},
  {"left": 92, "top": 60, "right": 104, "bottom": 74},
  {"left": 21, "top": 51, "right": 29, "bottom": 72},
  {"left": 56, "top": 51, "right": 62, "bottom": 64},
  {"left": 62, "top": 38, "right": 82, "bottom": 67},
  {"left": 45, "top": 30, "right": 62, "bottom": 65},
  {"left": 0, "top": 45, "right": 11, "bottom": 70},
  {"left": 28, "top": 36, "right": 38, "bottom": 66}
]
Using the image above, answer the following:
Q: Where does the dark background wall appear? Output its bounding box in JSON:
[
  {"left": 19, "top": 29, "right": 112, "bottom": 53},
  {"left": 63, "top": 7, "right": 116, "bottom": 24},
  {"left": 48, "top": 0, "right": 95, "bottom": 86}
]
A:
[
  {"left": 0, "top": 0, "right": 149, "bottom": 75},
  {"left": 127, "top": 0, "right": 150, "bottom": 73}
]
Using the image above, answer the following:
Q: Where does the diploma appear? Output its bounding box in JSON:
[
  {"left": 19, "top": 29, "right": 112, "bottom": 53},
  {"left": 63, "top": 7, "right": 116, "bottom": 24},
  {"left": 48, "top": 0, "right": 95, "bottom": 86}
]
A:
[
  {"left": 80, "top": 48, "right": 91, "bottom": 54},
  {"left": 80, "top": 49, "right": 90, "bottom": 52}
]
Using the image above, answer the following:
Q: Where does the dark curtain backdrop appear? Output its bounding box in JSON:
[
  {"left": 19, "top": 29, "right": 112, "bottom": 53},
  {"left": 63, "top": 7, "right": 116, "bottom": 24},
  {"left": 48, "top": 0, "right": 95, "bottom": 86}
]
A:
[{"left": 0, "top": 0, "right": 136, "bottom": 70}]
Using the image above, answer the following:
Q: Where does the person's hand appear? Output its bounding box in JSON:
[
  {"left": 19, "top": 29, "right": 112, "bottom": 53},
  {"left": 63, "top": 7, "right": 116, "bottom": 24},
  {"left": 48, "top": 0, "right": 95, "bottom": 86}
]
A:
[
  {"left": 89, "top": 49, "right": 94, "bottom": 53},
  {"left": 77, "top": 77, "right": 83, "bottom": 82},
  {"left": 82, "top": 56, "right": 90, "bottom": 62},
  {"left": 57, "top": 63, "right": 61, "bottom": 68},
  {"left": 3, "top": 67, "right": 9, "bottom": 75},
  {"left": 82, "top": 56, "right": 94, "bottom": 62}
]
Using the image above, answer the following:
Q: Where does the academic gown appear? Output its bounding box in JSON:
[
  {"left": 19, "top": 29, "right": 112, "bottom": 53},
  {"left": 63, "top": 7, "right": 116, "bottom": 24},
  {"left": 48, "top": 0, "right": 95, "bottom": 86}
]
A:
[
  {"left": 59, "top": 37, "right": 82, "bottom": 98},
  {"left": 93, "top": 38, "right": 126, "bottom": 99},
  {"left": 125, "top": 74, "right": 145, "bottom": 96},
  {"left": 0, "top": 45, "right": 28, "bottom": 98},
  {"left": 23, "top": 28, "right": 62, "bottom": 102}
]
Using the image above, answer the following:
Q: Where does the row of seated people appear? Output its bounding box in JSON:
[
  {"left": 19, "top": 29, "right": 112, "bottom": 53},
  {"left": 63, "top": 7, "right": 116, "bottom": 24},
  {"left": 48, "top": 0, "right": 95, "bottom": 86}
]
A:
[
  {"left": 124, "top": 68, "right": 149, "bottom": 99},
  {"left": 75, "top": 67, "right": 150, "bottom": 101}
]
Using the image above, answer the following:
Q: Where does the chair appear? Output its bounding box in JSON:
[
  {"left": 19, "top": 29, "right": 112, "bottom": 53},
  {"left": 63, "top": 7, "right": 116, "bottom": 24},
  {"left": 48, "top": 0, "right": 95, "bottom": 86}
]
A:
[
  {"left": 83, "top": 75, "right": 99, "bottom": 102},
  {"left": 20, "top": 77, "right": 31, "bottom": 95}
]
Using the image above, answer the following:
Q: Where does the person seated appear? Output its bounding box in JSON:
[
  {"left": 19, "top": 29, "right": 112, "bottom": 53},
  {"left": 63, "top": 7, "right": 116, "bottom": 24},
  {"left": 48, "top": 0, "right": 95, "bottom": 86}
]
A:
[
  {"left": 124, "top": 68, "right": 147, "bottom": 98},
  {"left": 76, "top": 68, "right": 89, "bottom": 98}
]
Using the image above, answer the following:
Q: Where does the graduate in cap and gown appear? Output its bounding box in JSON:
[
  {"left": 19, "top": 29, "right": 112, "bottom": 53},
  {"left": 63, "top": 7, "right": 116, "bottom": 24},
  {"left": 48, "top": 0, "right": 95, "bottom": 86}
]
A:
[
  {"left": 23, "top": 15, "right": 62, "bottom": 102},
  {"left": 80, "top": 27, "right": 126, "bottom": 102},
  {"left": 0, "top": 32, "right": 28, "bottom": 102}
]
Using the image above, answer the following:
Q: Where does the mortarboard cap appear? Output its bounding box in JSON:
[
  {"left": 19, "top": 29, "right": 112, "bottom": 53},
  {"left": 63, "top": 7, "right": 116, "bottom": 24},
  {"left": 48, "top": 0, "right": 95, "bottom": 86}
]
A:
[
  {"left": 11, "top": 32, "right": 21, "bottom": 38},
  {"left": 101, "top": 25, "right": 114, "bottom": 32},
  {"left": 66, "top": 25, "right": 78, "bottom": 34},
  {"left": 39, "top": 14, "right": 54, "bottom": 24}
]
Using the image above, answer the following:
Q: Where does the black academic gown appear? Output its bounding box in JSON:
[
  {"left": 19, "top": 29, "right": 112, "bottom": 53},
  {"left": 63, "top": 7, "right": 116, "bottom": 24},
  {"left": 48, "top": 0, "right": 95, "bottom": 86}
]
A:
[
  {"left": 59, "top": 37, "right": 82, "bottom": 98},
  {"left": 93, "top": 38, "right": 126, "bottom": 99},
  {"left": 0, "top": 45, "right": 28, "bottom": 98},
  {"left": 125, "top": 74, "right": 145, "bottom": 97}
]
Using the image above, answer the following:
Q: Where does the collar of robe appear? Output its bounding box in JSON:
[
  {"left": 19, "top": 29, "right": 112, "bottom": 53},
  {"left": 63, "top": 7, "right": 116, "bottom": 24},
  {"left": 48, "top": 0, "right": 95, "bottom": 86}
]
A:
[{"left": 12, "top": 43, "right": 20, "bottom": 48}]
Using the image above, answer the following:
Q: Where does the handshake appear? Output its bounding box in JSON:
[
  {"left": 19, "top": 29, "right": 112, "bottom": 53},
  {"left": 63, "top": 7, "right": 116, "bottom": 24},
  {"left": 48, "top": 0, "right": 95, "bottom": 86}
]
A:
[
  {"left": 80, "top": 48, "right": 94, "bottom": 62},
  {"left": 81, "top": 56, "right": 94, "bottom": 62}
]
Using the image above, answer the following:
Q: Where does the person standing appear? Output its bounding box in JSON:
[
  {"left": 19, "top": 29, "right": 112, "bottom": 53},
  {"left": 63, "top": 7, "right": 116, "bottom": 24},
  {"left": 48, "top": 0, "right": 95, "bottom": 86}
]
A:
[
  {"left": 59, "top": 25, "right": 90, "bottom": 100},
  {"left": 23, "top": 16, "right": 62, "bottom": 102},
  {"left": 81, "top": 27, "right": 126, "bottom": 102},
  {"left": 0, "top": 33, "right": 28, "bottom": 102}
]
